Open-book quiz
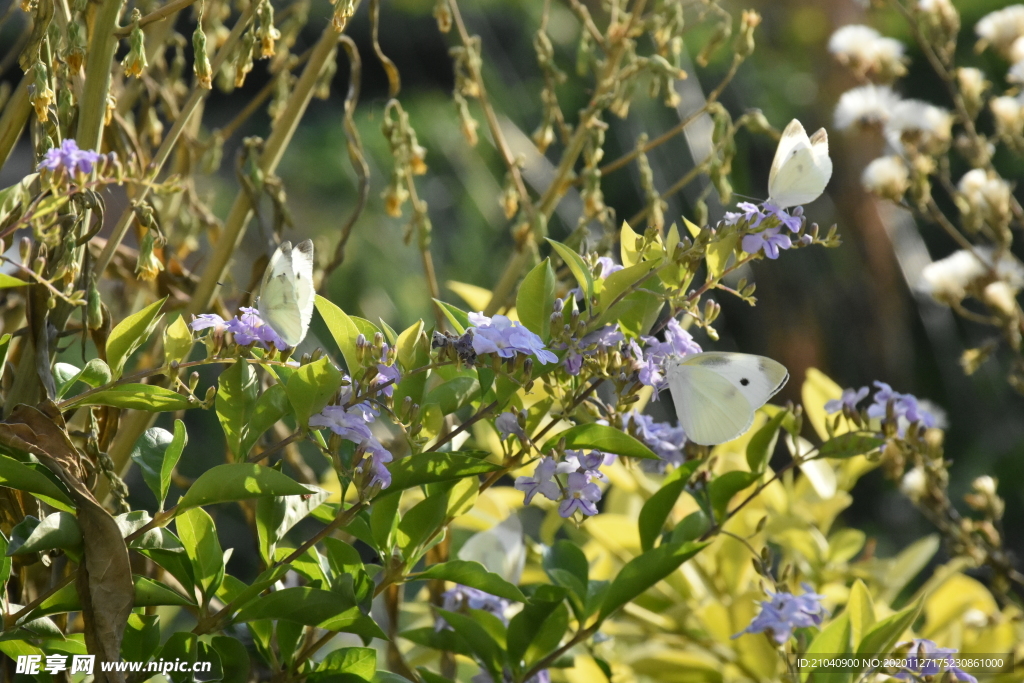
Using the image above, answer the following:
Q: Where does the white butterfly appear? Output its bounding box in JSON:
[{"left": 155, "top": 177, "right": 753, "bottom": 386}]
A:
[
  {"left": 665, "top": 352, "right": 789, "bottom": 446},
  {"left": 768, "top": 119, "right": 833, "bottom": 209},
  {"left": 257, "top": 239, "right": 315, "bottom": 348}
]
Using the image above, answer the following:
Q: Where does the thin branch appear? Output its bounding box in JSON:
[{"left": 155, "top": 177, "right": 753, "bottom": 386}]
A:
[{"left": 113, "top": 0, "right": 200, "bottom": 36}]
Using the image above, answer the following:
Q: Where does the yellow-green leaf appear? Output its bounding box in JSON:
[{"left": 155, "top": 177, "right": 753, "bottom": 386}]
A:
[{"left": 106, "top": 297, "right": 167, "bottom": 378}]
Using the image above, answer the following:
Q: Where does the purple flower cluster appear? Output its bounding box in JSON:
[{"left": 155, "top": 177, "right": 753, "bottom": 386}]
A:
[
  {"left": 369, "top": 344, "right": 401, "bottom": 398},
  {"left": 467, "top": 313, "right": 558, "bottom": 365},
  {"left": 436, "top": 585, "right": 511, "bottom": 630},
  {"left": 733, "top": 584, "right": 827, "bottom": 644},
  {"left": 561, "top": 324, "right": 624, "bottom": 375},
  {"left": 514, "top": 450, "right": 613, "bottom": 519},
  {"left": 623, "top": 410, "right": 687, "bottom": 469},
  {"left": 191, "top": 308, "right": 289, "bottom": 349},
  {"left": 827, "top": 381, "right": 940, "bottom": 436},
  {"left": 895, "top": 639, "right": 977, "bottom": 683},
  {"left": 38, "top": 139, "right": 113, "bottom": 176},
  {"left": 309, "top": 392, "right": 393, "bottom": 490},
  {"left": 629, "top": 318, "right": 703, "bottom": 394},
  {"left": 596, "top": 256, "right": 624, "bottom": 278},
  {"left": 495, "top": 411, "right": 526, "bottom": 441},
  {"left": 724, "top": 202, "right": 807, "bottom": 260}
]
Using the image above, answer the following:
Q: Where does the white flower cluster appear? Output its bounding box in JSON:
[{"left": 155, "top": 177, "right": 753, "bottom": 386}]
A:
[{"left": 919, "top": 246, "right": 1024, "bottom": 311}]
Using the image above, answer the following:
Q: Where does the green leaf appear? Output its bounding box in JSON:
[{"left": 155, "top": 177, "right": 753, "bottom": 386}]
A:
[
  {"left": 0, "top": 530, "right": 11, "bottom": 591},
  {"left": 55, "top": 358, "right": 112, "bottom": 399},
  {"left": 286, "top": 356, "right": 345, "bottom": 427},
  {"left": 256, "top": 486, "right": 331, "bottom": 564},
  {"left": 217, "top": 359, "right": 259, "bottom": 460},
  {"left": 0, "top": 273, "right": 27, "bottom": 289},
  {"left": 507, "top": 585, "right": 567, "bottom": 668},
  {"left": 317, "top": 647, "right": 376, "bottom": 679},
  {"left": 819, "top": 433, "right": 885, "bottom": 459},
  {"left": 159, "top": 633, "right": 199, "bottom": 683},
  {"left": 351, "top": 316, "right": 382, "bottom": 341},
  {"left": 8, "top": 512, "right": 81, "bottom": 555},
  {"left": 802, "top": 612, "right": 851, "bottom": 683},
  {"left": 546, "top": 238, "right": 594, "bottom": 309},
  {"left": 163, "top": 314, "right": 194, "bottom": 365},
  {"left": 706, "top": 232, "right": 739, "bottom": 279},
  {"left": 388, "top": 452, "right": 500, "bottom": 492},
  {"left": 401, "top": 628, "right": 473, "bottom": 658},
  {"left": 176, "top": 463, "right": 312, "bottom": 510},
  {"left": 708, "top": 470, "right": 758, "bottom": 521},
  {"left": 855, "top": 599, "right": 922, "bottom": 660},
  {"left": 0, "top": 454, "right": 75, "bottom": 512},
  {"left": 880, "top": 535, "right": 939, "bottom": 604},
  {"left": 638, "top": 461, "right": 699, "bottom": 551},
  {"left": 239, "top": 383, "right": 291, "bottom": 459},
  {"left": 397, "top": 490, "right": 449, "bottom": 557},
  {"left": 612, "top": 289, "right": 664, "bottom": 337},
  {"left": 234, "top": 587, "right": 386, "bottom": 640},
  {"left": 544, "top": 423, "right": 657, "bottom": 459},
  {"left": 316, "top": 295, "right": 362, "bottom": 373},
  {"left": 396, "top": 320, "right": 425, "bottom": 370},
  {"left": 395, "top": 321, "right": 430, "bottom": 408},
  {"left": 212, "top": 636, "right": 252, "bottom": 683},
  {"left": 176, "top": 507, "right": 224, "bottom": 601},
  {"left": 106, "top": 296, "right": 167, "bottom": 379},
  {"left": 596, "top": 261, "right": 658, "bottom": 317},
  {"left": 746, "top": 409, "right": 787, "bottom": 474},
  {"left": 379, "top": 319, "right": 398, "bottom": 345},
  {"left": 517, "top": 258, "right": 555, "bottom": 341},
  {"left": 416, "top": 560, "right": 526, "bottom": 602},
  {"left": 32, "top": 576, "right": 194, "bottom": 618},
  {"left": 436, "top": 609, "right": 504, "bottom": 677},
  {"left": 847, "top": 579, "right": 876, "bottom": 649},
  {"left": 67, "top": 384, "right": 193, "bottom": 411},
  {"left": 620, "top": 221, "right": 641, "bottom": 267},
  {"left": 130, "top": 421, "right": 187, "bottom": 510},
  {"left": 670, "top": 510, "right": 711, "bottom": 544},
  {"left": 370, "top": 491, "right": 402, "bottom": 554},
  {"left": 543, "top": 540, "right": 589, "bottom": 603},
  {"left": 598, "top": 541, "right": 708, "bottom": 622},
  {"left": 0, "top": 173, "right": 37, "bottom": 226},
  {"left": 425, "top": 376, "right": 480, "bottom": 415},
  {"left": 122, "top": 613, "right": 161, "bottom": 663},
  {"left": 432, "top": 299, "right": 470, "bottom": 334}
]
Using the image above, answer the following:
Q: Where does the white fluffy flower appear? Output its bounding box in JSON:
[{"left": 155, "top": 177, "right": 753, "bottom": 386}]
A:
[
  {"left": 957, "top": 67, "right": 988, "bottom": 111},
  {"left": 976, "top": 5, "right": 1024, "bottom": 56},
  {"left": 990, "top": 95, "right": 1024, "bottom": 135},
  {"left": 1009, "top": 61, "right": 1024, "bottom": 84},
  {"left": 920, "top": 246, "right": 1024, "bottom": 302},
  {"left": 834, "top": 84, "right": 901, "bottom": 130},
  {"left": 984, "top": 281, "right": 1020, "bottom": 316},
  {"left": 829, "top": 25, "right": 906, "bottom": 80},
  {"left": 885, "top": 99, "right": 953, "bottom": 152},
  {"left": 958, "top": 169, "right": 1013, "bottom": 228},
  {"left": 900, "top": 467, "right": 928, "bottom": 502},
  {"left": 1012, "top": 36, "right": 1024, "bottom": 63},
  {"left": 861, "top": 156, "right": 910, "bottom": 201}
]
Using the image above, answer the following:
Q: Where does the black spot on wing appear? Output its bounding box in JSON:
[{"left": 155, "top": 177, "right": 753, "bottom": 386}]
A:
[{"left": 740, "top": 378, "right": 749, "bottom": 386}]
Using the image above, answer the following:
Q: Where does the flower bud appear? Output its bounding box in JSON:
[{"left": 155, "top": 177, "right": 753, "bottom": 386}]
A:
[
  {"left": 193, "top": 22, "right": 213, "bottom": 89},
  {"left": 31, "top": 60, "right": 54, "bottom": 122},
  {"left": 66, "top": 19, "right": 86, "bottom": 72},
  {"left": 433, "top": 0, "right": 452, "bottom": 32},
  {"left": 861, "top": 155, "right": 909, "bottom": 203},
  {"left": 122, "top": 9, "right": 148, "bottom": 78},
  {"left": 256, "top": 0, "right": 280, "bottom": 58},
  {"left": 136, "top": 230, "right": 164, "bottom": 281},
  {"left": 957, "top": 68, "right": 988, "bottom": 120}
]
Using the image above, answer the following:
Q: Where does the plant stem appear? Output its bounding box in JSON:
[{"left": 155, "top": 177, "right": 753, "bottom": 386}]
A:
[
  {"left": 76, "top": 0, "right": 124, "bottom": 150},
  {"left": 112, "top": 0, "right": 199, "bottom": 36}
]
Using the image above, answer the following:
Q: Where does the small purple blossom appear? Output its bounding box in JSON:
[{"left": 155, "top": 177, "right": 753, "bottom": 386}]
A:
[
  {"left": 362, "top": 449, "right": 393, "bottom": 490},
  {"left": 373, "top": 362, "right": 401, "bottom": 398},
  {"left": 596, "top": 256, "right": 624, "bottom": 278},
  {"left": 514, "top": 457, "right": 560, "bottom": 505},
  {"left": 824, "top": 386, "right": 870, "bottom": 414},
  {"left": 468, "top": 313, "right": 558, "bottom": 364},
  {"left": 642, "top": 318, "right": 702, "bottom": 363},
  {"left": 495, "top": 412, "right": 526, "bottom": 441},
  {"left": 763, "top": 203, "right": 804, "bottom": 232},
  {"left": 865, "top": 381, "right": 939, "bottom": 435},
  {"left": 558, "top": 472, "right": 602, "bottom": 518},
  {"left": 38, "top": 139, "right": 105, "bottom": 175},
  {"left": 895, "top": 639, "right": 977, "bottom": 683},
  {"left": 742, "top": 227, "right": 793, "bottom": 259},
  {"left": 723, "top": 201, "right": 767, "bottom": 227},
  {"left": 189, "top": 313, "right": 227, "bottom": 332},
  {"left": 556, "top": 450, "right": 609, "bottom": 483},
  {"left": 629, "top": 340, "right": 665, "bottom": 391},
  {"left": 624, "top": 411, "right": 687, "bottom": 468},
  {"left": 437, "top": 585, "right": 511, "bottom": 631},
  {"left": 310, "top": 403, "right": 376, "bottom": 444},
  {"left": 732, "top": 584, "right": 826, "bottom": 644},
  {"left": 561, "top": 324, "right": 624, "bottom": 375}
]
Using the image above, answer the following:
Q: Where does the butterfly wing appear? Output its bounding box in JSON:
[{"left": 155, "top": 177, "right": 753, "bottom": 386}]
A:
[
  {"left": 668, "top": 352, "right": 789, "bottom": 445},
  {"left": 258, "top": 240, "right": 315, "bottom": 347},
  {"left": 767, "top": 120, "right": 833, "bottom": 208},
  {"left": 667, "top": 360, "right": 756, "bottom": 446}
]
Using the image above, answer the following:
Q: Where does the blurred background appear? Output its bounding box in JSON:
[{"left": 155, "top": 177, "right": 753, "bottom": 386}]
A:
[{"left": 2, "top": 0, "right": 1023, "bottom": 589}]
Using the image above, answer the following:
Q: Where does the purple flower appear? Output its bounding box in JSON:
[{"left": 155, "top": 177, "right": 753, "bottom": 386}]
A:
[
  {"left": 558, "top": 472, "right": 602, "bottom": 518},
  {"left": 495, "top": 412, "right": 525, "bottom": 441},
  {"left": 733, "top": 584, "right": 827, "bottom": 644},
  {"left": 310, "top": 403, "right": 376, "bottom": 444},
  {"left": 895, "top": 639, "right": 977, "bottom": 683},
  {"left": 824, "top": 386, "right": 870, "bottom": 414},
  {"left": 596, "top": 256, "right": 624, "bottom": 278},
  {"left": 373, "top": 363, "right": 401, "bottom": 397},
  {"left": 742, "top": 227, "right": 793, "bottom": 259},
  {"left": 468, "top": 313, "right": 558, "bottom": 364},
  {"left": 624, "top": 411, "right": 687, "bottom": 467},
  {"left": 628, "top": 340, "right": 662, "bottom": 389},
  {"left": 556, "top": 450, "right": 609, "bottom": 483},
  {"left": 437, "top": 585, "right": 511, "bottom": 631},
  {"left": 763, "top": 203, "right": 804, "bottom": 232},
  {"left": 642, "top": 318, "right": 702, "bottom": 363},
  {"left": 865, "top": 381, "right": 939, "bottom": 435},
  {"left": 38, "top": 139, "right": 105, "bottom": 175},
  {"left": 222, "top": 307, "right": 290, "bottom": 349},
  {"left": 190, "top": 313, "right": 227, "bottom": 332},
  {"left": 723, "top": 201, "right": 767, "bottom": 227},
  {"left": 514, "top": 457, "right": 560, "bottom": 505},
  {"left": 363, "top": 448, "right": 393, "bottom": 490},
  {"left": 560, "top": 324, "right": 624, "bottom": 375}
]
